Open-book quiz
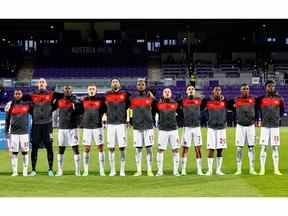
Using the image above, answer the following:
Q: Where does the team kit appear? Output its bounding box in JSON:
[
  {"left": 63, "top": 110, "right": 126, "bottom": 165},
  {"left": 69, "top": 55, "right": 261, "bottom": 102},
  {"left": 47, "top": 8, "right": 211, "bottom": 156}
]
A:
[{"left": 4, "top": 78, "right": 285, "bottom": 177}]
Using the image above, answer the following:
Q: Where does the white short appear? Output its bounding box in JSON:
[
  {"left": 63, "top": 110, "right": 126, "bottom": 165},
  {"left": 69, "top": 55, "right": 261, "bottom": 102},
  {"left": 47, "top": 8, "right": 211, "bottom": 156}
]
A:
[
  {"left": 10, "top": 134, "right": 29, "bottom": 152},
  {"left": 260, "top": 127, "right": 280, "bottom": 146},
  {"left": 158, "top": 130, "right": 180, "bottom": 150},
  {"left": 207, "top": 128, "right": 227, "bottom": 149},
  {"left": 235, "top": 124, "right": 256, "bottom": 147},
  {"left": 58, "top": 129, "right": 79, "bottom": 147},
  {"left": 133, "top": 129, "right": 154, "bottom": 147},
  {"left": 107, "top": 124, "right": 127, "bottom": 148},
  {"left": 82, "top": 128, "right": 104, "bottom": 146},
  {"left": 182, "top": 127, "right": 202, "bottom": 147}
]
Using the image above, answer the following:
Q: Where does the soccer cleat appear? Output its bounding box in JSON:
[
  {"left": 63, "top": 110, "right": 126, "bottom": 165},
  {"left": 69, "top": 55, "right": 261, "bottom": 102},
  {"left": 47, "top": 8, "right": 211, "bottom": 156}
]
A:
[
  {"left": 216, "top": 170, "right": 225, "bottom": 176},
  {"left": 259, "top": 169, "right": 265, "bottom": 176},
  {"left": 120, "top": 172, "right": 126, "bottom": 177},
  {"left": 109, "top": 171, "right": 116, "bottom": 176},
  {"left": 82, "top": 171, "right": 89, "bottom": 176},
  {"left": 173, "top": 172, "right": 180, "bottom": 176},
  {"left": 147, "top": 170, "right": 154, "bottom": 176},
  {"left": 29, "top": 170, "right": 37, "bottom": 176},
  {"left": 234, "top": 170, "right": 242, "bottom": 176},
  {"left": 56, "top": 170, "right": 63, "bottom": 177},
  {"left": 274, "top": 170, "right": 283, "bottom": 176},
  {"left": 23, "top": 169, "right": 28, "bottom": 177},
  {"left": 75, "top": 171, "right": 81, "bottom": 177},
  {"left": 48, "top": 170, "right": 54, "bottom": 176},
  {"left": 99, "top": 171, "right": 106, "bottom": 177},
  {"left": 205, "top": 170, "right": 213, "bottom": 176},
  {"left": 11, "top": 172, "right": 18, "bottom": 177},
  {"left": 156, "top": 171, "right": 163, "bottom": 176},
  {"left": 133, "top": 171, "right": 142, "bottom": 176},
  {"left": 197, "top": 170, "right": 204, "bottom": 176},
  {"left": 249, "top": 169, "right": 258, "bottom": 175},
  {"left": 181, "top": 170, "right": 187, "bottom": 176}
]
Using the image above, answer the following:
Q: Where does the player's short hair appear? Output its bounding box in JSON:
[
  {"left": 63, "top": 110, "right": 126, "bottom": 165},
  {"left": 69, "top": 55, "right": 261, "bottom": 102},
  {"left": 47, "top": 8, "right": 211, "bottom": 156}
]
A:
[
  {"left": 212, "top": 85, "right": 221, "bottom": 90},
  {"left": 14, "top": 88, "right": 22, "bottom": 92},
  {"left": 265, "top": 80, "right": 274, "bottom": 87},
  {"left": 240, "top": 83, "right": 249, "bottom": 88},
  {"left": 111, "top": 77, "right": 120, "bottom": 82},
  {"left": 87, "top": 83, "right": 96, "bottom": 87},
  {"left": 186, "top": 84, "right": 195, "bottom": 91},
  {"left": 39, "top": 78, "right": 47, "bottom": 82}
]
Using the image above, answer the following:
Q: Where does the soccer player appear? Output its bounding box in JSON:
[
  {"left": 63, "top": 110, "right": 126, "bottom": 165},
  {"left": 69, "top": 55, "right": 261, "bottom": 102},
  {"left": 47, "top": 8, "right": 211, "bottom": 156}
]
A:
[
  {"left": 129, "top": 79, "right": 155, "bottom": 176},
  {"left": 54, "top": 85, "right": 81, "bottom": 176},
  {"left": 202, "top": 86, "right": 228, "bottom": 176},
  {"left": 178, "top": 85, "right": 203, "bottom": 176},
  {"left": 257, "top": 80, "right": 284, "bottom": 175},
  {"left": 155, "top": 88, "right": 180, "bottom": 176},
  {"left": 105, "top": 78, "right": 130, "bottom": 176},
  {"left": 5, "top": 89, "right": 30, "bottom": 176},
  {"left": 22, "top": 78, "right": 63, "bottom": 176},
  {"left": 80, "top": 84, "right": 106, "bottom": 176},
  {"left": 231, "top": 84, "right": 257, "bottom": 175}
]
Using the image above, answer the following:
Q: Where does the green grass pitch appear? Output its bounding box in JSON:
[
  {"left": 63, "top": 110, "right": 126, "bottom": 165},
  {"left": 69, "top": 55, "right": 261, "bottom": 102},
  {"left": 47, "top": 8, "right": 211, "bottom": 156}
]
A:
[{"left": 0, "top": 127, "right": 288, "bottom": 197}]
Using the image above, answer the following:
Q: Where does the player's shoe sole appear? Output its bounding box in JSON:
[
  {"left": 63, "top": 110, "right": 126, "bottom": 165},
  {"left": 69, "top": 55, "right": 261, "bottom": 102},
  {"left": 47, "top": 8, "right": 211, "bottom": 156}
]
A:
[
  {"left": 11, "top": 173, "right": 18, "bottom": 177},
  {"left": 120, "top": 172, "right": 125, "bottom": 177}
]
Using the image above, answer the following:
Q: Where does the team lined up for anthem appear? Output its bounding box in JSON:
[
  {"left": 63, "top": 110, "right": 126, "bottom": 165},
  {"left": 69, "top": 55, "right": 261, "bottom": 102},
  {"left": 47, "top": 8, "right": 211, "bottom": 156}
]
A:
[{"left": 4, "top": 78, "right": 284, "bottom": 177}]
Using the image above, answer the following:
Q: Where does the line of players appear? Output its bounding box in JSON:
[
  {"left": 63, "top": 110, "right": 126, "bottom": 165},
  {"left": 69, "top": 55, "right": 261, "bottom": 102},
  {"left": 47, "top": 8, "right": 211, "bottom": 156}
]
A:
[{"left": 4, "top": 78, "right": 284, "bottom": 176}]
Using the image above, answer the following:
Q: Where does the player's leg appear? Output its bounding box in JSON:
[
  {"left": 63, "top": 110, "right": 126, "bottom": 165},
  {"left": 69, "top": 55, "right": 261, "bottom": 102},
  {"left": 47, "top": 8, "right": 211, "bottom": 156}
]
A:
[
  {"left": 30, "top": 124, "right": 40, "bottom": 176},
  {"left": 271, "top": 127, "right": 281, "bottom": 175},
  {"left": 82, "top": 129, "right": 92, "bottom": 176},
  {"left": 18, "top": 134, "right": 29, "bottom": 176},
  {"left": 206, "top": 128, "right": 216, "bottom": 176},
  {"left": 107, "top": 125, "right": 116, "bottom": 176},
  {"left": 133, "top": 130, "right": 143, "bottom": 176},
  {"left": 117, "top": 124, "right": 127, "bottom": 176},
  {"left": 193, "top": 127, "right": 203, "bottom": 175},
  {"left": 145, "top": 129, "right": 154, "bottom": 176},
  {"left": 156, "top": 130, "right": 168, "bottom": 176},
  {"left": 94, "top": 128, "right": 105, "bottom": 176},
  {"left": 215, "top": 129, "right": 226, "bottom": 175},
  {"left": 10, "top": 134, "right": 20, "bottom": 176},
  {"left": 235, "top": 124, "right": 244, "bottom": 175},
  {"left": 71, "top": 129, "right": 80, "bottom": 176},
  {"left": 56, "top": 146, "right": 65, "bottom": 176},
  {"left": 56, "top": 129, "right": 66, "bottom": 176},
  {"left": 259, "top": 127, "right": 269, "bottom": 175},
  {"left": 247, "top": 124, "right": 257, "bottom": 175},
  {"left": 43, "top": 123, "right": 54, "bottom": 176},
  {"left": 72, "top": 145, "right": 80, "bottom": 176},
  {"left": 171, "top": 130, "right": 180, "bottom": 176},
  {"left": 180, "top": 127, "right": 191, "bottom": 176}
]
